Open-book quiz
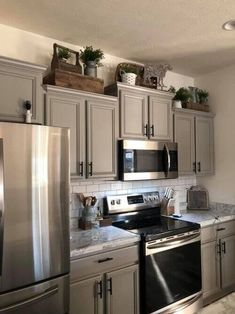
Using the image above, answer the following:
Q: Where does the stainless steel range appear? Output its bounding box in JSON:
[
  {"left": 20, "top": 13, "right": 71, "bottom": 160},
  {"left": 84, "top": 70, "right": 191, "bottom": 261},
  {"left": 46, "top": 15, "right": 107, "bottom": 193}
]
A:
[{"left": 105, "top": 192, "right": 202, "bottom": 314}]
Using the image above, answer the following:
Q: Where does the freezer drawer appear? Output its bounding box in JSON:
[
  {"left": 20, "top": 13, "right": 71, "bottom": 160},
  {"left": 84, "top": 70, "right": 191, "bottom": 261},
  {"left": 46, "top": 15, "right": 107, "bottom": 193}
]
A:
[{"left": 0, "top": 275, "right": 69, "bottom": 314}]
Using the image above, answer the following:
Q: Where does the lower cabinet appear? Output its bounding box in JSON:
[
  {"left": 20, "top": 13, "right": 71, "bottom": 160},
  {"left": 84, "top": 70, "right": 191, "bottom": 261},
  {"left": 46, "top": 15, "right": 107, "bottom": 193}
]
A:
[
  {"left": 70, "top": 245, "right": 139, "bottom": 314},
  {"left": 201, "top": 220, "right": 235, "bottom": 304}
]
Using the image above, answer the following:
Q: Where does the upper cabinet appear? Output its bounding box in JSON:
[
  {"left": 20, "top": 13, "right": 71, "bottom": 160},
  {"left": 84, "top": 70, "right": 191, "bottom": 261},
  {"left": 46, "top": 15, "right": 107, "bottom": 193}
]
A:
[
  {"left": 0, "top": 56, "right": 46, "bottom": 124},
  {"left": 45, "top": 85, "right": 118, "bottom": 179},
  {"left": 173, "top": 109, "right": 215, "bottom": 176},
  {"left": 105, "top": 82, "right": 173, "bottom": 141}
]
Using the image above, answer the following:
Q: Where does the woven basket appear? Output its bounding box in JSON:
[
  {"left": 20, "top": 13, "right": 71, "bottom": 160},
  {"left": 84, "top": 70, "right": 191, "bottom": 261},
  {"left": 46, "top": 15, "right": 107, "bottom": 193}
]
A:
[{"left": 121, "top": 72, "right": 137, "bottom": 85}]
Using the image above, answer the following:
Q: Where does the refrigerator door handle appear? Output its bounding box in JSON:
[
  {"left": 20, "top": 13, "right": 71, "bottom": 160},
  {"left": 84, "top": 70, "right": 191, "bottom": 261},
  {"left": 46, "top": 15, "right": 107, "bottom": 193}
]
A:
[
  {"left": 0, "top": 285, "right": 59, "bottom": 312},
  {"left": 0, "top": 139, "right": 4, "bottom": 277}
]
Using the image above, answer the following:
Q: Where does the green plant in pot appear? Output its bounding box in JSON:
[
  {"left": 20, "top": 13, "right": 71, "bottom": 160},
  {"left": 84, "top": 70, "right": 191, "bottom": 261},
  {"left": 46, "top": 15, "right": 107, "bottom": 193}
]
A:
[
  {"left": 80, "top": 46, "right": 104, "bottom": 78},
  {"left": 57, "top": 47, "right": 71, "bottom": 62},
  {"left": 120, "top": 64, "right": 138, "bottom": 85},
  {"left": 197, "top": 89, "right": 209, "bottom": 104},
  {"left": 173, "top": 87, "right": 192, "bottom": 108}
]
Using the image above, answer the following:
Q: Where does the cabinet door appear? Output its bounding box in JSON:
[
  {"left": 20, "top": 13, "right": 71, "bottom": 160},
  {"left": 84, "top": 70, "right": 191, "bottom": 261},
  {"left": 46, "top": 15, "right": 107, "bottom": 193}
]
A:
[
  {"left": 70, "top": 275, "right": 103, "bottom": 314},
  {"left": 195, "top": 116, "right": 214, "bottom": 175},
  {"left": 201, "top": 241, "right": 220, "bottom": 300},
  {"left": 120, "top": 89, "right": 148, "bottom": 139},
  {"left": 221, "top": 235, "right": 235, "bottom": 289},
  {"left": 106, "top": 264, "right": 139, "bottom": 314},
  {"left": 87, "top": 99, "right": 118, "bottom": 179},
  {"left": 149, "top": 96, "right": 172, "bottom": 140},
  {"left": 174, "top": 113, "right": 195, "bottom": 175},
  {"left": 45, "top": 95, "right": 85, "bottom": 177},
  {"left": 0, "top": 58, "right": 44, "bottom": 124}
]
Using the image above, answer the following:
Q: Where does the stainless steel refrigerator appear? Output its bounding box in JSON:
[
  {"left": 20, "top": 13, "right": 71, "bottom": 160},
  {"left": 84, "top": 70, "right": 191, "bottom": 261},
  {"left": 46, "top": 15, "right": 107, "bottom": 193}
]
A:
[{"left": 0, "top": 122, "right": 70, "bottom": 314}]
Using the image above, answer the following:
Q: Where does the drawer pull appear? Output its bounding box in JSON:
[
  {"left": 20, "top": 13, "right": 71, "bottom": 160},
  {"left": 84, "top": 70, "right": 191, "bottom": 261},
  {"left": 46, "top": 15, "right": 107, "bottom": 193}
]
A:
[
  {"left": 217, "top": 228, "right": 226, "bottom": 231},
  {"left": 97, "top": 257, "right": 113, "bottom": 263}
]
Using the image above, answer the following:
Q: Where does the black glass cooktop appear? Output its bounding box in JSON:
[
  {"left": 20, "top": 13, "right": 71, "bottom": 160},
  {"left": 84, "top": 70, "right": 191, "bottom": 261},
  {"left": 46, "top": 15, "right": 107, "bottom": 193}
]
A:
[{"left": 112, "top": 211, "right": 200, "bottom": 242}]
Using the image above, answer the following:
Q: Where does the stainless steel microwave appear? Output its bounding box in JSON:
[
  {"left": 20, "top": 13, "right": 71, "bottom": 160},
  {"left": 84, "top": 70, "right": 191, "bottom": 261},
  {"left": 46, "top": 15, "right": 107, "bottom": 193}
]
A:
[{"left": 119, "top": 139, "right": 178, "bottom": 181}]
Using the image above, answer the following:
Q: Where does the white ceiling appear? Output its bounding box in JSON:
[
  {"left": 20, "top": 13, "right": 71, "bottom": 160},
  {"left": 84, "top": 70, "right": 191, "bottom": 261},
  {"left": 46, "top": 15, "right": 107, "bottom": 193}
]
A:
[{"left": 1, "top": 0, "right": 235, "bottom": 76}]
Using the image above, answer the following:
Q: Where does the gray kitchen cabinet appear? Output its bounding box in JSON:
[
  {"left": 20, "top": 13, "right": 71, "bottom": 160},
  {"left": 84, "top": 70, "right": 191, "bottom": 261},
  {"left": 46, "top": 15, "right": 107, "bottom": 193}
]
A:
[
  {"left": 70, "top": 275, "right": 103, "bottom": 314},
  {"left": 201, "top": 220, "right": 235, "bottom": 305},
  {"left": 45, "top": 85, "right": 118, "bottom": 179},
  {"left": 0, "top": 56, "right": 46, "bottom": 123},
  {"left": 105, "top": 82, "right": 173, "bottom": 140},
  {"left": 120, "top": 89, "right": 148, "bottom": 139},
  {"left": 220, "top": 234, "right": 235, "bottom": 289},
  {"left": 173, "top": 109, "right": 215, "bottom": 176},
  {"left": 106, "top": 264, "right": 139, "bottom": 314},
  {"left": 70, "top": 245, "right": 139, "bottom": 314},
  {"left": 201, "top": 240, "right": 220, "bottom": 299}
]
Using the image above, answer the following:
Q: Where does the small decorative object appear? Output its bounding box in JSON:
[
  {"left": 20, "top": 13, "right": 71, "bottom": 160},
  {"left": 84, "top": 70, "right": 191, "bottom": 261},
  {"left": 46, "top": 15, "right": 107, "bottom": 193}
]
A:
[
  {"left": 51, "top": 43, "right": 82, "bottom": 73},
  {"left": 80, "top": 46, "right": 104, "bottom": 78},
  {"left": 115, "top": 63, "right": 144, "bottom": 85},
  {"left": 143, "top": 63, "right": 172, "bottom": 89},
  {"left": 186, "top": 87, "right": 210, "bottom": 112},
  {"left": 24, "top": 100, "right": 32, "bottom": 123},
  {"left": 57, "top": 47, "right": 71, "bottom": 62},
  {"left": 168, "top": 85, "right": 176, "bottom": 93},
  {"left": 197, "top": 89, "right": 209, "bottom": 104},
  {"left": 78, "top": 193, "right": 98, "bottom": 230},
  {"left": 120, "top": 64, "right": 138, "bottom": 85},
  {"left": 173, "top": 87, "right": 192, "bottom": 108}
]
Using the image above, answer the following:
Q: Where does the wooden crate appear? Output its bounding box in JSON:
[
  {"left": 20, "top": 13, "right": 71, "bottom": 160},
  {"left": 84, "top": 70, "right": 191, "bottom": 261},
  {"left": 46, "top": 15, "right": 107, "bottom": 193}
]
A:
[
  {"left": 43, "top": 69, "right": 104, "bottom": 94},
  {"left": 186, "top": 102, "right": 210, "bottom": 112}
]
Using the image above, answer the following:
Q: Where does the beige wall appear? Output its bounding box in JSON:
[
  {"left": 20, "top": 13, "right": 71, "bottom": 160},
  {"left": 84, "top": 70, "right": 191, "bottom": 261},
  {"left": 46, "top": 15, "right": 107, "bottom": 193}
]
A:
[
  {"left": 0, "top": 23, "right": 194, "bottom": 87},
  {"left": 195, "top": 65, "right": 235, "bottom": 205}
]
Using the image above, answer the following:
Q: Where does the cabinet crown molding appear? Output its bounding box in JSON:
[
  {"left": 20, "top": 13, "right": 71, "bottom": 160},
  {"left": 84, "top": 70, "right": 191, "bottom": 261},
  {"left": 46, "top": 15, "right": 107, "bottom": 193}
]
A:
[
  {"left": 0, "top": 55, "right": 47, "bottom": 73},
  {"left": 173, "top": 108, "right": 215, "bottom": 118}
]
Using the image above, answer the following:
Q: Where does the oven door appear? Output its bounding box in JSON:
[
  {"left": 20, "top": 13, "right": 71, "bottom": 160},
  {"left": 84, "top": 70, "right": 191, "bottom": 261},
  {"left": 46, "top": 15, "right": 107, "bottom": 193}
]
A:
[
  {"left": 119, "top": 140, "right": 178, "bottom": 181},
  {"left": 142, "top": 232, "right": 202, "bottom": 314}
]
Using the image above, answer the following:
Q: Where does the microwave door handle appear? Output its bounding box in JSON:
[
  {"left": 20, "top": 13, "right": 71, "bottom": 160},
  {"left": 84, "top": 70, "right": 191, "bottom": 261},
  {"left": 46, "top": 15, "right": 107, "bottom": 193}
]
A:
[{"left": 164, "top": 144, "right": 171, "bottom": 177}]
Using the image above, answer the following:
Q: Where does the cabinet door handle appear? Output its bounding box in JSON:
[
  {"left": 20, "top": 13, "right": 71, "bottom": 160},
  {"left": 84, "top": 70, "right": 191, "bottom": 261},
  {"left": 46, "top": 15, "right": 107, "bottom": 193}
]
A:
[
  {"left": 144, "top": 124, "right": 148, "bottom": 137},
  {"left": 97, "top": 280, "right": 103, "bottom": 299},
  {"left": 107, "top": 278, "right": 113, "bottom": 295},
  {"left": 217, "top": 227, "right": 226, "bottom": 232},
  {"left": 97, "top": 257, "right": 113, "bottom": 263},
  {"left": 193, "top": 162, "right": 196, "bottom": 173},
  {"left": 79, "top": 162, "right": 84, "bottom": 176},
  {"left": 197, "top": 162, "right": 201, "bottom": 172},
  {"left": 222, "top": 241, "right": 226, "bottom": 254},
  {"left": 88, "top": 162, "right": 93, "bottom": 176},
  {"left": 151, "top": 124, "right": 155, "bottom": 137}
]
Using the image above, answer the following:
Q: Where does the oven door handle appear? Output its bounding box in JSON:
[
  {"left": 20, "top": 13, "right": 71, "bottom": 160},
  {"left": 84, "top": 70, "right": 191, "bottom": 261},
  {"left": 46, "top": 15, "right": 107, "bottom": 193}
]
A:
[
  {"left": 146, "top": 232, "right": 200, "bottom": 253},
  {"left": 164, "top": 291, "right": 202, "bottom": 314}
]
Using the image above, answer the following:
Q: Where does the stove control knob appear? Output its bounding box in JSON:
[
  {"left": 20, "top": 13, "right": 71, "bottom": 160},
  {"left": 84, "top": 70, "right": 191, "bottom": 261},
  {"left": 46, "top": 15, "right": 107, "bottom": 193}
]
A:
[
  {"left": 110, "top": 200, "right": 115, "bottom": 205},
  {"left": 116, "top": 199, "right": 121, "bottom": 205}
]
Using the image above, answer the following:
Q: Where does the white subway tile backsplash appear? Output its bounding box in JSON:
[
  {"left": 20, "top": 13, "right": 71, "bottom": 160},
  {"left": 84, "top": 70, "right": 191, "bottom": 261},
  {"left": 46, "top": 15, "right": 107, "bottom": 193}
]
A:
[{"left": 70, "top": 175, "right": 196, "bottom": 225}]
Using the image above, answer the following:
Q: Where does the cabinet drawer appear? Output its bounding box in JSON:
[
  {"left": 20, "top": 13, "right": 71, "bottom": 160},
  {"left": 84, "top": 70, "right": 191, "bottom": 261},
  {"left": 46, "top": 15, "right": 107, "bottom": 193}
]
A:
[
  {"left": 71, "top": 245, "right": 138, "bottom": 282},
  {"left": 201, "top": 226, "right": 216, "bottom": 244},
  {"left": 216, "top": 220, "right": 235, "bottom": 238}
]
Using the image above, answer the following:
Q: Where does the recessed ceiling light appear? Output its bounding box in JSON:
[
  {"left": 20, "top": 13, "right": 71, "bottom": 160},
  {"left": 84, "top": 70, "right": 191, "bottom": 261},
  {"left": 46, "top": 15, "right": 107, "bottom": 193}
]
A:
[{"left": 222, "top": 20, "right": 235, "bottom": 30}]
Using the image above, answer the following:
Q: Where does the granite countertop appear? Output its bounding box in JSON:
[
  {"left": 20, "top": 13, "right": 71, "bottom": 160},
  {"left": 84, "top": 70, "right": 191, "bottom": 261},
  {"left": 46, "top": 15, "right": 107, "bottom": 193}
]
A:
[
  {"left": 178, "top": 203, "right": 235, "bottom": 227},
  {"left": 70, "top": 226, "right": 140, "bottom": 260}
]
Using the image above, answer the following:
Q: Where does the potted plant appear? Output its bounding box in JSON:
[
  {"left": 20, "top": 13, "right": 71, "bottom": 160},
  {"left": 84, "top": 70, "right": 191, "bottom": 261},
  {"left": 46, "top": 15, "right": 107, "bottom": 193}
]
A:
[
  {"left": 120, "top": 64, "right": 138, "bottom": 85},
  {"left": 57, "top": 47, "right": 71, "bottom": 62},
  {"left": 80, "top": 46, "right": 104, "bottom": 78},
  {"left": 173, "top": 87, "right": 192, "bottom": 108},
  {"left": 197, "top": 89, "right": 209, "bottom": 104}
]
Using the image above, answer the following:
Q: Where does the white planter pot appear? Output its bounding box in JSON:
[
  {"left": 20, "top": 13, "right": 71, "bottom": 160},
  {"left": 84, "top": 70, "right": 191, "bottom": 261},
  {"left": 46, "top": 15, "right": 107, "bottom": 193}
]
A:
[
  {"left": 121, "top": 72, "right": 137, "bottom": 85},
  {"left": 172, "top": 100, "right": 182, "bottom": 109}
]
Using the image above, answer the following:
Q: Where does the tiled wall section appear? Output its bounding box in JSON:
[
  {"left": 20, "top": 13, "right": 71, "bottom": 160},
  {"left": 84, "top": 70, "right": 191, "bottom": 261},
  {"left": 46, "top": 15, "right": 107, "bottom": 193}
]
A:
[{"left": 70, "top": 175, "right": 197, "bottom": 229}]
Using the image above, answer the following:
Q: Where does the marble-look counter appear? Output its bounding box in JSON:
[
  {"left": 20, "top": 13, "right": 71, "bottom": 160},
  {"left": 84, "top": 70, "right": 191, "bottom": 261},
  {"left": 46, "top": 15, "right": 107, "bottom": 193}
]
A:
[
  {"left": 70, "top": 226, "right": 140, "bottom": 260},
  {"left": 178, "top": 203, "right": 235, "bottom": 227}
]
